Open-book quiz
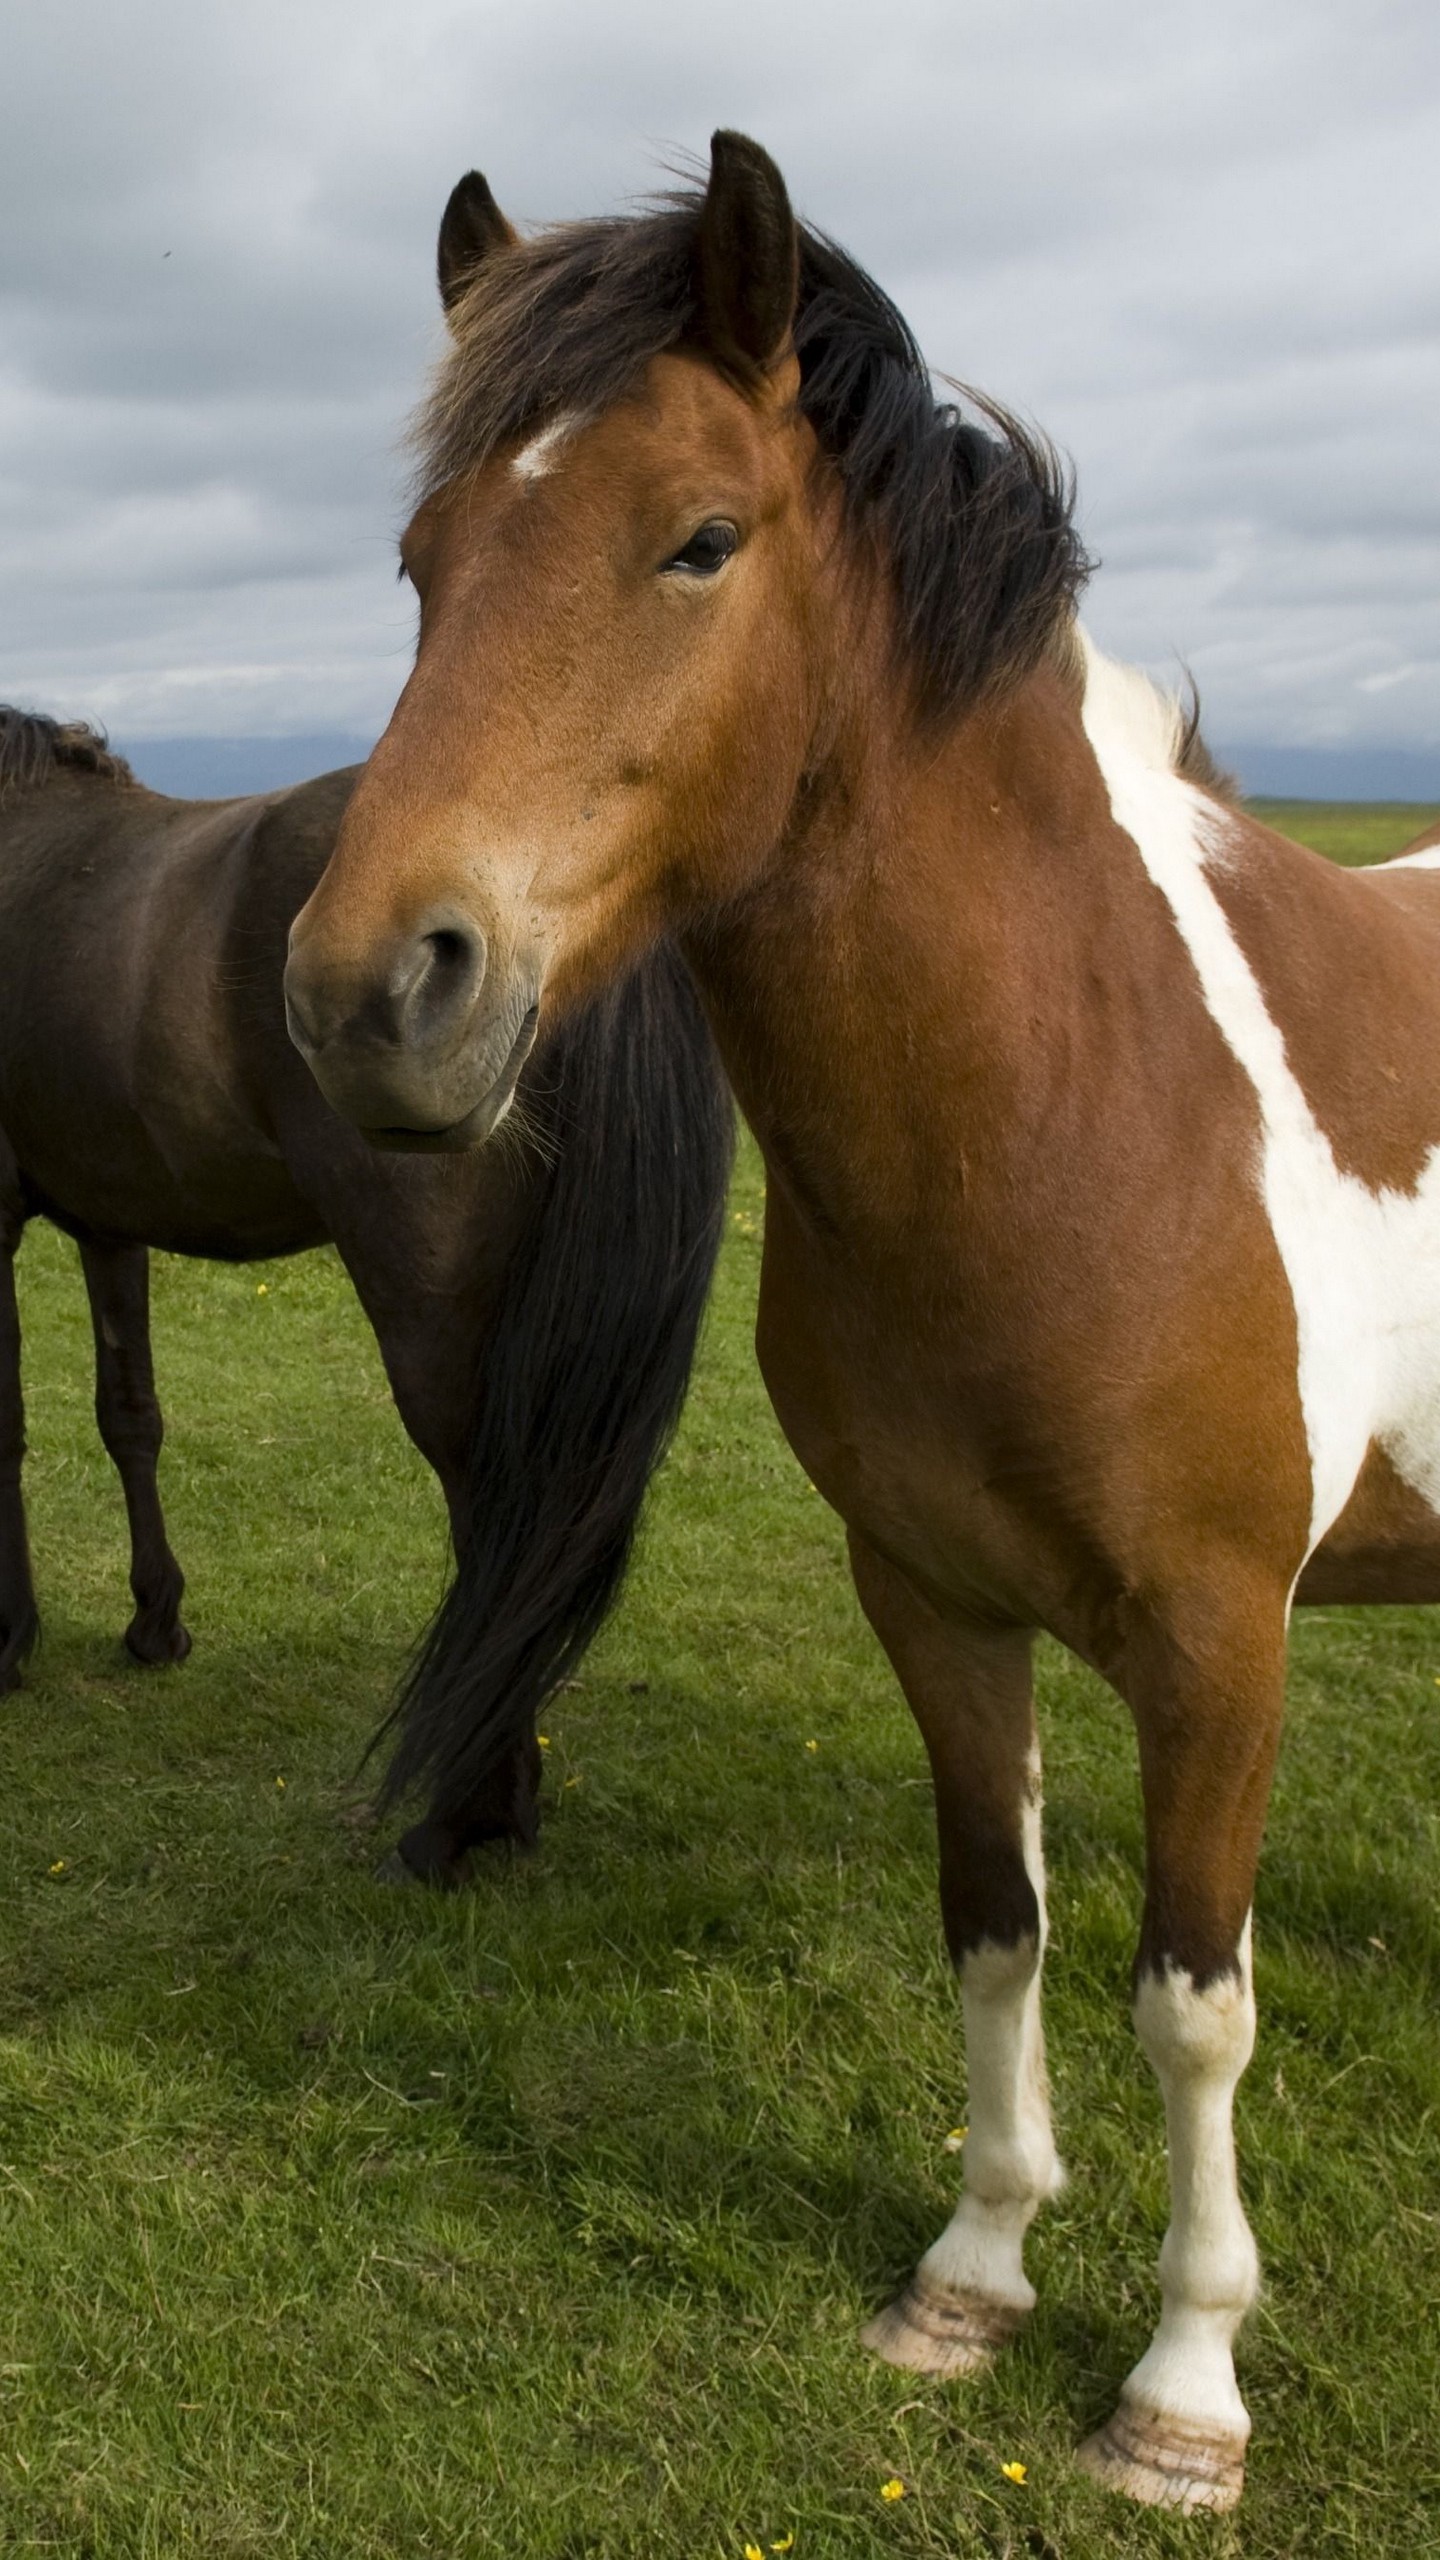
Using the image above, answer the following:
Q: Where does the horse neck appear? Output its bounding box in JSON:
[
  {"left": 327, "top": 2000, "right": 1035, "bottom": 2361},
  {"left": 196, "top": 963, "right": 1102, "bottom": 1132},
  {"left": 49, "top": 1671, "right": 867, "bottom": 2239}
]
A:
[{"left": 683, "top": 653, "right": 1131, "bottom": 1243}]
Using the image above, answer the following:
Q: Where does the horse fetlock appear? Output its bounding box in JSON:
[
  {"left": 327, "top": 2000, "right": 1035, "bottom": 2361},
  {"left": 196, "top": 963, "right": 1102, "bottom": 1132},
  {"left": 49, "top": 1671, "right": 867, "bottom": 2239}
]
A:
[
  {"left": 917, "top": 2189, "right": 1042, "bottom": 2317},
  {"left": 391, "top": 1771, "right": 542, "bottom": 1887},
  {"left": 1126, "top": 2292, "right": 1254, "bottom": 2424},
  {"left": 382, "top": 1832, "right": 470, "bottom": 1891},
  {"left": 124, "top": 1611, "right": 192, "bottom": 1667}
]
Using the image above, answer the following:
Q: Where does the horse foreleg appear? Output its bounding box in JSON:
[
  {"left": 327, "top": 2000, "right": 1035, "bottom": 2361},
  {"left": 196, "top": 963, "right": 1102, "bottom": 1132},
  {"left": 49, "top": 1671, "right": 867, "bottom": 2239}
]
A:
[
  {"left": 0, "top": 1167, "right": 38, "bottom": 1689},
  {"left": 77, "top": 1235, "right": 190, "bottom": 1666},
  {"left": 849, "top": 1534, "right": 1062, "bottom": 2375},
  {"left": 1078, "top": 1586, "right": 1285, "bottom": 2514}
]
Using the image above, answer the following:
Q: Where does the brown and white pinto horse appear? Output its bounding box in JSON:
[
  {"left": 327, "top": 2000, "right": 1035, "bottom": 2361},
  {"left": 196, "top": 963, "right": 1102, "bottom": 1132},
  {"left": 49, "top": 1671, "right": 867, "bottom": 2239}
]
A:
[{"left": 285, "top": 135, "right": 1440, "bottom": 2509}]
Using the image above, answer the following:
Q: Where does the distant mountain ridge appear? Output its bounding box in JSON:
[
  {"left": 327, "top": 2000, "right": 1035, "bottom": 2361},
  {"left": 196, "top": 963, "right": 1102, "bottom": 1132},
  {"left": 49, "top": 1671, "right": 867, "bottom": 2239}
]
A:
[
  {"left": 113, "top": 732, "right": 1440, "bottom": 806},
  {"left": 1217, "top": 744, "right": 1440, "bottom": 801},
  {"left": 118, "top": 735, "right": 378, "bottom": 798}
]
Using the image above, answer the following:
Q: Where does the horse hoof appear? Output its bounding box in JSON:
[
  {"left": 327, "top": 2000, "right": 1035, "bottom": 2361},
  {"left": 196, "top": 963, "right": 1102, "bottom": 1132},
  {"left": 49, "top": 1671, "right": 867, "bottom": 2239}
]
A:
[
  {"left": 124, "top": 1620, "right": 192, "bottom": 1667},
  {"left": 860, "top": 2272, "right": 1024, "bottom": 2377},
  {"left": 374, "top": 1848, "right": 422, "bottom": 1887},
  {"left": 375, "top": 1837, "right": 469, "bottom": 1891},
  {"left": 1076, "top": 2398, "right": 1246, "bottom": 2513}
]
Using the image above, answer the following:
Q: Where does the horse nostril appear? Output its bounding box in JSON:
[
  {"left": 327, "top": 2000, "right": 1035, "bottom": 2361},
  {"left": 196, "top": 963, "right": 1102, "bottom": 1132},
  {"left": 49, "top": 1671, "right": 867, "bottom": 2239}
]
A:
[
  {"left": 283, "top": 979, "right": 322, "bottom": 1055},
  {"left": 399, "top": 913, "right": 487, "bottom": 1043}
]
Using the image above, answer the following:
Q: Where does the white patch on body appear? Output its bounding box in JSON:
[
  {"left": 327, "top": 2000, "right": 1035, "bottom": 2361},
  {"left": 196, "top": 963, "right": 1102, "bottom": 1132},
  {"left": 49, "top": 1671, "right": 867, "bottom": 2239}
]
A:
[
  {"left": 1389, "top": 845, "right": 1440, "bottom": 870},
  {"left": 920, "top": 1748, "right": 1064, "bottom": 2314},
  {"left": 1080, "top": 632, "right": 1440, "bottom": 1553},
  {"left": 511, "top": 412, "right": 584, "bottom": 481},
  {"left": 1123, "top": 1919, "right": 1259, "bottom": 2442}
]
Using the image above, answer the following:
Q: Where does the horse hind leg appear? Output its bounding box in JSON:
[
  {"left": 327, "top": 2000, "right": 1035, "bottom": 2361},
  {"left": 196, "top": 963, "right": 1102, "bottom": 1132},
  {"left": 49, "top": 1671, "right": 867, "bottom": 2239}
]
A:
[
  {"left": 388, "top": 1729, "right": 544, "bottom": 1886},
  {"left": 849, "top": 1536, "right": 1063, "bottom": 2376},
  {"left": 77, "top": 1235, "right": 191, "bottom": 1666},
  {"left": 1077, "top": 1583, "right": 1285, "bottom": 2514},
  {"left": 359, "top": 1291, "right": 541, "bottom": 1883},
  {"left": 0, "top": 1159, "right": 39, "bottom": 1689}
]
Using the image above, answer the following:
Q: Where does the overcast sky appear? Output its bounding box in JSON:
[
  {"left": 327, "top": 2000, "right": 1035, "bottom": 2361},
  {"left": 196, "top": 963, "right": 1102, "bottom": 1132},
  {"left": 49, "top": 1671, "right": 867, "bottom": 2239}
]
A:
[{"left": 2, "top": 0, "right": 1437, "bottom": 791}]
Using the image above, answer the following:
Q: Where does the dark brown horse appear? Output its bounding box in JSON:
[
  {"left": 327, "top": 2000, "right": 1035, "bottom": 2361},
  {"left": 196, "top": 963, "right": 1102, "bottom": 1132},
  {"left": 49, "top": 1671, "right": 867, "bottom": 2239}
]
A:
[
  {"left": 0, "top": 710, "right": 732, "bottom": 1883},
  {"left": 281, "top": 135, "right": 1440, "bottom": 2509}
]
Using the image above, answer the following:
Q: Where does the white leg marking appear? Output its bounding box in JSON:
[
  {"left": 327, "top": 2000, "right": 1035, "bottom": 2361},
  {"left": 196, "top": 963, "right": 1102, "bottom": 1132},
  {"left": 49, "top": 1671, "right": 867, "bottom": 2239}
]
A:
[
  {"left": 1125, "top": 1915, "right": 1258, "bottom": 2445},
  {"left": 864, "top": 1754, "right": 1061, "bottom": 2374},
  {"left": 1078, "top": 1918, "right": 1257, "bottom": 2506},
  {"left": 922, "top": 1762, "right": 1063, "bottom": 2312}
]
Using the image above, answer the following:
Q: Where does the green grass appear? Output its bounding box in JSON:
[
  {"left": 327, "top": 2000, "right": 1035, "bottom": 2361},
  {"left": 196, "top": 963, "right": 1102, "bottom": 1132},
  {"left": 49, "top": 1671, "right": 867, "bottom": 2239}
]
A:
[
  {"left": 1247, "top": 800, "right": 1440, "bottom": 866},
  {"left": 2, "top": 806, "right": 1438, "bottom": 2554}
]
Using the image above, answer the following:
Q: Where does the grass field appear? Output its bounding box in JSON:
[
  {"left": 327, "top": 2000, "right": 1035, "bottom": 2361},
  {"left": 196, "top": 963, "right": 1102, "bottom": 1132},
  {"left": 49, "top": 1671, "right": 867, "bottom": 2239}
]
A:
[
  {"left": 2, "top": 806, "right": 1438, "bottom": 2557},
  {"left": 1248, "top": 800, "right": 1438, "bottom": 867}
]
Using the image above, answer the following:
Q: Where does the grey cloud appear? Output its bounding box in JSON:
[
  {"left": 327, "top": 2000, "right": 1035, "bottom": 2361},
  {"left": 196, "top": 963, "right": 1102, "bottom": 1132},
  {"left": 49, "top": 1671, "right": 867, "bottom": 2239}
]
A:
[{"left": 2, "top": 0, "right": 1437, "bottom": 777}]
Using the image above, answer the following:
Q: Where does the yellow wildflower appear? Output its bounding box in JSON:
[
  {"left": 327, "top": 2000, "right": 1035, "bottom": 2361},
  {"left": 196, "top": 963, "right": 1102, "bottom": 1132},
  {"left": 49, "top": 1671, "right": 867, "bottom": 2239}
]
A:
[
  {"left": 537, "top": 1735, "right": 551, "bottom": 1749},
  {"left": 256, "top": 1282, "right": 268, "bottom": 1296},
  {"left": 943, "top": 2125, "right": 967, "bottom": 2152},
  {"left": 275, "top": 1776, "right": 285, "bottom": 1790},
  {"left": 771, "top": 2538, "right": 795, "bottom": 2553},
  {"left": 48, "top": 1859, "right": 67, "bottom": 1877},
  {"left": 880, "top": 2477, "right": 906, "bottom": 2502},
  {"left": 745, "top": 2545, "right": 763, "bottom": 2560},
  {"left": 805, "top": 1738, "right": 819, "bottom": 1752},
  {"left": 1001, "top": 2460, "right": 1027, "bottom": 2484}
]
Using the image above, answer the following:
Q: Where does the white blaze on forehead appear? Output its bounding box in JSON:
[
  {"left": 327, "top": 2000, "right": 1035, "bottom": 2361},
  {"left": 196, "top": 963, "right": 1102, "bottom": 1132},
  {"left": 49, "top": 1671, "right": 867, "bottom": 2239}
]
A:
[
  {"left": 511, "top": 412, "right": 585, "bottom": 482},
  {"left": 1079, "top": 629, "right": 1440, "bottom": 1558}
]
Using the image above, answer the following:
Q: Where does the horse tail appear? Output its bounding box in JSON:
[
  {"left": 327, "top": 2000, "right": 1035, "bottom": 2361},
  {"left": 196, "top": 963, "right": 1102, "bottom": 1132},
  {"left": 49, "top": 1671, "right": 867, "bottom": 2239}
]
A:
[{"left": 374, "top": 939, "right": 733, "bottom": 1861}]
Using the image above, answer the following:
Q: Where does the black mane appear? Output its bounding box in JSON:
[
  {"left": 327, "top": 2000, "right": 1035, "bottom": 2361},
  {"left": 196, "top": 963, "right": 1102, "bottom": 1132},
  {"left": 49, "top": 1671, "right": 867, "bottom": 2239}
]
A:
[
  {"left": 419, "top": 190, "right": 1090, "bottom": 721},
  {"left": 0, "top": 707, "right": 136, "bottom": 795}
]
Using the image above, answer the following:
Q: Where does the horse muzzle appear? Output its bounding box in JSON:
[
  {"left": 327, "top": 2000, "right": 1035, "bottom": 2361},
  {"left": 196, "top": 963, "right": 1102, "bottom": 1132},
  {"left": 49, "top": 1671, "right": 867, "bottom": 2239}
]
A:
[{"left": 283, "top": 906, "right": 540, "bottom": 1150}]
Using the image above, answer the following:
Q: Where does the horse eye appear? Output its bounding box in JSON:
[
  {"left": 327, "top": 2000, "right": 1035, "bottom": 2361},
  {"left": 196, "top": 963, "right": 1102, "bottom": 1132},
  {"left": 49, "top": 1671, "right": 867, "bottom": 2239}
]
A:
[{"left": 663, "top": 520, "right": 739, "bottom": 576}]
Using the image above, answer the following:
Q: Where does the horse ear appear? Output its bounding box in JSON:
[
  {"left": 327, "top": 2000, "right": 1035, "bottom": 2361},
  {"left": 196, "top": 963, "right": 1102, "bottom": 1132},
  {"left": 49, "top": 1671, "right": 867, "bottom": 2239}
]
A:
[
  {"left": 437, "top": 171, "right": 517, "bottom": 317},
  {"left": 693, "top": 130, "right": 798, "bottom": 377}
]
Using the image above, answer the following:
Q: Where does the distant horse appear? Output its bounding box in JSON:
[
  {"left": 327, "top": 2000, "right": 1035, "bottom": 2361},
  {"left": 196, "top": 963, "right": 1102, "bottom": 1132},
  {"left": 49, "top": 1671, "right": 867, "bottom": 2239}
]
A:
[
  {"left": 0, "top": 711, "right": 732, "bottom": 1884},
  {"left": 284, "top": 135, "right": 1440, "bottom": 2509}
]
